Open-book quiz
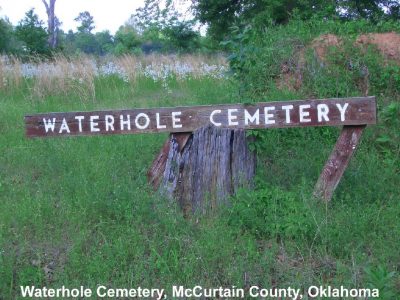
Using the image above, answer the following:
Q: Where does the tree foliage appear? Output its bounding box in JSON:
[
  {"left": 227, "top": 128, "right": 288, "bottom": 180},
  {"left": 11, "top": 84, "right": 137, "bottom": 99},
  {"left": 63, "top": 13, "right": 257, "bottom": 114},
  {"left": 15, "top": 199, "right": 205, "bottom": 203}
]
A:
[
  {"left": 131, "top": 0, "right": 163, "bottom": 32},
  {"left": 95, "top": 31, "right": 114, "bottom": 55},
  {"left": 15, "top": 9, "right": 50, "bottom": 55},
  {"left": 129, "top": 0, "right": 201, "bottom": 53},
  {"left": 74, "top": 11, "right": 95, "bottom": 34},
  {"left": 163, "top": 20, "right": 200, "bottom": 52},
  {"left": 191, "top": 0, "right": 400, "bottom": 41},
  {"left": 114, "top": 25, "right": 142, "bottom": 55},
  {"left": 191, "top": 0, "right": 326, "bottom": 40},
  {"left": 337, "top": 0, "right": 400, "bottom": 21},
  {"left": 0, "top": 18, "right": 14, "bottom": 53}
]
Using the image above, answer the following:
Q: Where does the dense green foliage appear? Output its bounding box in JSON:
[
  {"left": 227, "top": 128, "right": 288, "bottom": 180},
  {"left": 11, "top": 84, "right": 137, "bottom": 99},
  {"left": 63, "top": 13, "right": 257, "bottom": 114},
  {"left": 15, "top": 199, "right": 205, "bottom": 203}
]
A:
[
  {"left": 193, "top": 0, "right": 400, "bottom": 41},
  {"left": 14, "top": 9, "right": 50, "bottom": 56},
  {"left": 193, "top": 0, "right": 328, "bottom": 40},
  {"left": 0, "top": 18, "right": 15, "bottom": 53},
  {"left": 113, "top": 26, "right": 142, "bottom": 56}
]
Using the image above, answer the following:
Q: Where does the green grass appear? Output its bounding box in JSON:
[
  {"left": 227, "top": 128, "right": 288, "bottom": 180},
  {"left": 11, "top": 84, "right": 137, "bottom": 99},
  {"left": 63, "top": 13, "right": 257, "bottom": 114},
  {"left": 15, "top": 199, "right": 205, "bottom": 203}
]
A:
[{"left": 1, "top": 72, "right": 399, "bottom": 299}]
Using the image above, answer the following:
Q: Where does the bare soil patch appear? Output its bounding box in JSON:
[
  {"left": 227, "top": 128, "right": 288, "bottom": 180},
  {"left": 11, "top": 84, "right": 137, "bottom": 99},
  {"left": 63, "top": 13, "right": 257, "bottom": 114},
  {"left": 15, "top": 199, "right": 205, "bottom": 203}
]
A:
[
  {"left": 356, "top": 32, "right": 400, "bottom": 63},
  {"left": 311, "top": 34, "right": 342, "bottom": 62}
]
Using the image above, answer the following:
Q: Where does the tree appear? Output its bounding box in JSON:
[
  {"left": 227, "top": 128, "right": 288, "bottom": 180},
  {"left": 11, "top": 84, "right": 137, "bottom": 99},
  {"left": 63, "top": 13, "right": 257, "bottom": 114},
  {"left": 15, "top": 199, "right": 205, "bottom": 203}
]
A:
[
  {"left": 140, "top": 25, "right": 165, "bottom": 54},
  {"left": 191, "top": 0, "right": 330, "bottom": 41},
  {"left": 62, "top": 29, "right": 77, "bottom": 54},
  {"left": 130, "top": 0, "right": 186, "bottom": 32},
  {"left": 163, "top": 20, "right": 200, "bottom": 52},
  {"left": 73, "top": 11, "right": 97, "bottom": 54},
  {"left": 337, "top": 0, "right": 400, "bottom": 21},
  {"left": 74, "top": 32, "right": 98, "bottom": 54},
  {"left": 0, "top": 17, "right": 14, "bottom": 53},
  {"left": 15, "top": 9, "right": 49, "bottom": 55},
  {"left": 95, "top": 30, "right": 114, "bottom": 55},
  {"left": 41, "top": 0, "right": 58, "bottom": 48},
  {"left": 74, "top": 11, "right": 95, "bottom": 33},
  {"left": 191, "top": 0, "right": 400, "bottom": 41},
  {"left": 130, "top": 0, "right": 169, "bottom": 32},
  {"left": 113, "top": 25, "right": 141, "bottom": 55},
  {"left": 130, "top": 0, "right": 200, "bottom": 53}
]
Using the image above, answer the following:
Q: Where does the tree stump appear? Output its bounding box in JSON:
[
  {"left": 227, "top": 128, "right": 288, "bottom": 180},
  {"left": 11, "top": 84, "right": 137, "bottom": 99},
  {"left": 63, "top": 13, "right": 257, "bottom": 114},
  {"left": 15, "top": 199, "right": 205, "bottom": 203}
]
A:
[{"left": 148, "top": 125, "right": 256, "bottom": 214}]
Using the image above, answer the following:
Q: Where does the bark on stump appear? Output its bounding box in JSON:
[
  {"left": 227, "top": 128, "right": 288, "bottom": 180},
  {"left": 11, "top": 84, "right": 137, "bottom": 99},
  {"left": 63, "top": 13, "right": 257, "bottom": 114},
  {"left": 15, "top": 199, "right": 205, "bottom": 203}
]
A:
[{"left": 148, "top": 125, "right": 256, "bottom": 214}]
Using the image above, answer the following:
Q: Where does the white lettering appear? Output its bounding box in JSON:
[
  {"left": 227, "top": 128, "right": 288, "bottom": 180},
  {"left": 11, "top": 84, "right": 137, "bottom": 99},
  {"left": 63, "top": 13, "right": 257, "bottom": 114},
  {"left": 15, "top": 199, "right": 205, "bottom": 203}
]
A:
[
  {"left": 120, "top": 115, "right": 131, "bottom": 131},
  {"left": 47, "top": 289, "right": 55, "bottom": 297},
  {"left": 281, "top": 105, "right": 293, "bottom": 123},
  {"left": 172, "top": 286, "right": 184, "bottom": 298},
  {"left": 90, "top": 115, "right": 100, "bottom": 132},
  {"left": 156, "top": 113, "right": 166, "bottom": 129},
  {"left": 264, "top": 106, "right": 276, "bottom": 124},
  {"left": 292, "top": 288, "right": 301, "bottom": 299},
  {"left": 172, "top": 112, "right": 182, "bottom": 128},
  {"left": 317, "top": 104, "right": 330, "bottom": 122},
  {"left": 74, "top": 116, "right": 85, "bottom": 132},
  {"left": 308, "top": 286, "right": 319, "bottom": 297},
  {"left": 70, "top": 289, "right": 79, "bottom": 297},
  {"left": 59, "top": 118, "right": 70, "bottom": 133},
  {"left": 135, "top": 113, "right": 150, "bottom": 130},
  {"left": 20, "top": 286, "right": 35, "bottom": 297},
  {"left": 97, "top": 286, "right": 107, "bottom": 297},
  {"left": 193, "top": 286, "right": 202, "bottom": 297},
  {"left": 210, "top": 110, "right": 222, "bottom": 126},
  {"left": 43, "top": 118, "right": 56, "bottom": 133},
  {"left": 249, "top": 286, "right": 259, "bottom": 297},
  {"left": 141, "top": 289, "right": 150, "bottom": 297},
  {"left": 336, "top": 103, "right": 349, "bottom": 121},
  {"left": 228, "top": 109, "right": 239, "bottom": 126},
  {"left": 20, "top": 286, "right": 92, "bottom": 298},
  {"left": 299, "top": 104, "right": 311, "bottom": 122},
  {"left": 244, "top": 109, "right": 260, "bottom": 125},
  {"left": 105, "top": 115, "right": 114, "bottom": 131}
]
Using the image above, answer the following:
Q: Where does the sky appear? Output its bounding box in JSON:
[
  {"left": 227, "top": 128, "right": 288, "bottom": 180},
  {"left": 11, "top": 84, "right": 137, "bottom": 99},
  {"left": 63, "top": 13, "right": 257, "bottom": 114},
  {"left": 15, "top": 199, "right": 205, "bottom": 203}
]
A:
[{"left": 0, "top": 0, "right": 192, "bottom": 34}]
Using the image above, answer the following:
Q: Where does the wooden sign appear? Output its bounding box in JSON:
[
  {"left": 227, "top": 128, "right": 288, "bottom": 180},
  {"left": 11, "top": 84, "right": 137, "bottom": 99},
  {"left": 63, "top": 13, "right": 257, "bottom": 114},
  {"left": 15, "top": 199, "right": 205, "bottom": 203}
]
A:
[
  {"left": 25, "top": 97, "right": 376, "bottom": 138},
  {"left": 24, "top": 96, "right": 376, "bottom": 203}
]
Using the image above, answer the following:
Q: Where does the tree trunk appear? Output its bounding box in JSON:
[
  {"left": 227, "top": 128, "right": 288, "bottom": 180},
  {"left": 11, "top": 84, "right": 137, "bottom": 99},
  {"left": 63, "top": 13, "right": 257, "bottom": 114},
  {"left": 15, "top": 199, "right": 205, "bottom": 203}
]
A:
[
  {"left": 42, "top": 0, "right": 57, "bottom": 49},
  {"left": 148, "top": 125, "right": 256, "bottom": 214}
]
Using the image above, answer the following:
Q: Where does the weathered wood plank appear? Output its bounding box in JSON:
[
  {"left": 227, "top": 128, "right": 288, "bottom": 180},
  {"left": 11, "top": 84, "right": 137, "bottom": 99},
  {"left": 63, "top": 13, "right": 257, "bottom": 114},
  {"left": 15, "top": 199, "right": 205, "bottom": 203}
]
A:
[
  {"left": 25, "top": 97, "right": 376, "bottom": 137},
  {"left": 314, "top": 125, "right": 366, "bottom": 201}
]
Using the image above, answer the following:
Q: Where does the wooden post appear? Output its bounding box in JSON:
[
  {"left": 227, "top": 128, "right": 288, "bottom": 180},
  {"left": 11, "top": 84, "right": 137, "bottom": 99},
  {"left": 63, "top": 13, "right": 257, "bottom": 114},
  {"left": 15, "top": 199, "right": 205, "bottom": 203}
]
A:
[
  {"left": 314, "top": 125, "right": 366, "bottom": 201},
  {"left": 148, "top": 125, "right": 256, "bottom": 214}
]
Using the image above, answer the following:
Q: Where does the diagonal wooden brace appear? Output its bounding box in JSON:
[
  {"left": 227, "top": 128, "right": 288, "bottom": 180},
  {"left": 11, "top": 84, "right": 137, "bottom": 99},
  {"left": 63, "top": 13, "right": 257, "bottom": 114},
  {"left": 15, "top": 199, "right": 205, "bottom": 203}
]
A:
[{"left": 314, "top": 125, "right": 366, "bottom": 201}]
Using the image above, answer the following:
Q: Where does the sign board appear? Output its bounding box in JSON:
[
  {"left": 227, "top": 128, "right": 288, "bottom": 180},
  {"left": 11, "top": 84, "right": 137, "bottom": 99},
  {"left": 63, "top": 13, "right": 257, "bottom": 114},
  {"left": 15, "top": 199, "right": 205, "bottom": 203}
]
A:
[
  {"left": 24, "top": 96, "right": 377, "bottom": 201},
  {"left": 25, "top": 97, "right": 376, "bottom": 138}
]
